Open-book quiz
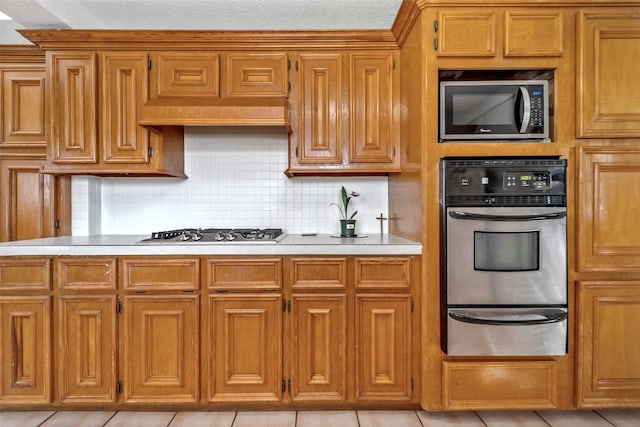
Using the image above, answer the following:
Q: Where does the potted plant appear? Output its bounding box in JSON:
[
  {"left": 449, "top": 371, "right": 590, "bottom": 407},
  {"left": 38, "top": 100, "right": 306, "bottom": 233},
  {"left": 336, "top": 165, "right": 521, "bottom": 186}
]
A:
[{"left": 330, "top": 186, "right": 360, "bottom": 237}]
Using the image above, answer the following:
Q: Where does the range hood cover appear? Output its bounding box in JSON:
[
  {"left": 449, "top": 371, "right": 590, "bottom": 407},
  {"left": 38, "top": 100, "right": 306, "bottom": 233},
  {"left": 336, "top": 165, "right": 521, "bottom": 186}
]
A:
[{"left": 139, "top": 97, "right": 290, "bottom": 131}]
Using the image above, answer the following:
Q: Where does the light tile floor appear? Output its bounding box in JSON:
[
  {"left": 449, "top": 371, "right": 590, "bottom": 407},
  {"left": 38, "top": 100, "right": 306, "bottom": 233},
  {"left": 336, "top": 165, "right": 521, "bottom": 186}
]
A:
[{"left": 0, "top": 409, "right": 639, "bottom": 427}]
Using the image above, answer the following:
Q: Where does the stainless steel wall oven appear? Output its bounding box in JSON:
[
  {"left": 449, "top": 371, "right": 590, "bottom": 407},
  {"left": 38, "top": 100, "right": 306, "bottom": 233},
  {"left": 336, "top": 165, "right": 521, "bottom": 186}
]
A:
[{"left": 441, "top": 157, "right": 568, "bottom": 356}]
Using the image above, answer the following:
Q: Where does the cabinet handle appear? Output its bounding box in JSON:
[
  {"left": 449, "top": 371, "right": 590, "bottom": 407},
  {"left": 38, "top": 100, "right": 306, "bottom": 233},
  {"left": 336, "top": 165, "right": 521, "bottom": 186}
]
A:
[
  {"left": 433, "top": 20, "right": 439, "bottom": 32},
  {"left": 433, "top": 38, "right": 439, "bottom": 51}
]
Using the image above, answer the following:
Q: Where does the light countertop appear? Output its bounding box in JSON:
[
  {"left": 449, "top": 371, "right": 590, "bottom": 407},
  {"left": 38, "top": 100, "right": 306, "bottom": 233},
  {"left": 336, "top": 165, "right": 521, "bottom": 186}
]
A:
[{"left": 0, "top": 234, "right": 422, "bottom": 256}]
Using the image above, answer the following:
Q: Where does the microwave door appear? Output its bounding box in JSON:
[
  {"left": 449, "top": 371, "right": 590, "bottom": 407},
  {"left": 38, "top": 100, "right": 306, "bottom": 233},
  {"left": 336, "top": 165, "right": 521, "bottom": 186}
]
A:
[{"left": 516, "top": 86, "right": 531, "bottom": 134}]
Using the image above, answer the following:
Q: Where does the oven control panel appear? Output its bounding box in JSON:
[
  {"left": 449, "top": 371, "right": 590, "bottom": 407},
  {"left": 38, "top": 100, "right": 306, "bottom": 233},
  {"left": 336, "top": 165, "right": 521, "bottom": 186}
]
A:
[{"left": 504, "top": 171, "right": 551, "bottom": 190}]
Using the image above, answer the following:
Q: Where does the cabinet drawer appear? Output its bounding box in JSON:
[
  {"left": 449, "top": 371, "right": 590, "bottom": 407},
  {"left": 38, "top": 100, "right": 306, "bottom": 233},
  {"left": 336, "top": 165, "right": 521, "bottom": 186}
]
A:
[
  {"left": 226, "top": 53, "right": 288, "bottom": 97},
  {"left": 206, "top": 258, "right": 282, "bottom": 291},
  {"left": 151, "top": 52, "right": 220, "bottom": 98},
  {"left": 443, "top": 361, "right": 558, "bottom": 409},
  {"left": 354, "top": 257, "right": 411, "bottom": 290},
  {"left": 121, "top": 258, "right": 199, "bottom": 291},
  {"left": 290, "top": 257, "right": 347, "bottom": 290},
  {"left": 56, "top": 257, "right": 117, "bottom": 290},
  {"left": 0, "top": 257, "right": 51, "bottom": 291}
]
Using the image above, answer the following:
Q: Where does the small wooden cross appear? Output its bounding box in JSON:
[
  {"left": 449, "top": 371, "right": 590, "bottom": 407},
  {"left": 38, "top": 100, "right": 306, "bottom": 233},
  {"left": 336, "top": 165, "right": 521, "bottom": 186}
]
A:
[{"left": 376, "top": 213, "right": 388, "bottom": 235}]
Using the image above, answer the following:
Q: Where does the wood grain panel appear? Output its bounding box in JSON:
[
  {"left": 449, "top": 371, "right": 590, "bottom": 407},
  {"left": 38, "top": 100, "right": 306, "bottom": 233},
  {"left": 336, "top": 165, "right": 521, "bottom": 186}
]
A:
[
  {"left": 151, "top": 52, "right": 219, "bottom": 98},
  {"left": 0, "top": 257, "right": 50, "bottom": 290},
  {"left": 577, "top": 281, "right": 640, "bottom": 407},
  {"left": 0, "top": 296, "right": 51, "bottom": 403},
  {"left": 121, "top": 257, "right": 199, "bottom": 291},
  {"left": 297, "top": 54, "right": 343, "bottom": 164},
  {"left": 291, "top": 294, "right": 346, "bottom": 401},
  {"left": 56, "top": 257, "right": 116, "bottom": 290},
  {"left": 442, "top": 361, "right": 557, "bottom": 410},
  {"left": 577, "top": 146, "right": 640, "bottom": 272},
  {"left": 207, "top": 294, "right": 281, "bottom": 402},
  {"left": 356, "top": 294, "right": 411, "bottom": 401},
  {"left": 355, "top": 257, "right": 411, "bottom": 290},
  {"left": 1, "top": 68, "right": 47, "bottom": 148},
  {"left": 101, "top": 52, "right": 149, "bottom": 164},
  {"left": 504, "top": 11, "right": 563, "bottom": 57},
  {"left": 124, "top": 295, "right": 199, "bottom": 402},
  {"left": 48, "top": 51, "right": 97, "bottom": 163},
  {"left": 577, "top": 12, "right": 640, "bottom": 137},
  {"left": 57, "top": 296, "right": 116, "bottom": 403},
  {"left": 206, "top": 257, "right": 282, "bottom": 290},
  {"left": 226, "top": 53, "right": 288, "bottom": 96},
  {"left": 289, "top": 257, "right": 347, "bottom": 290},
  {"left": 350, "top": 52, "right": 396, "bottom": 163},
  {"left": 438, "top": 11, "right": 497, "bottom": 57}
]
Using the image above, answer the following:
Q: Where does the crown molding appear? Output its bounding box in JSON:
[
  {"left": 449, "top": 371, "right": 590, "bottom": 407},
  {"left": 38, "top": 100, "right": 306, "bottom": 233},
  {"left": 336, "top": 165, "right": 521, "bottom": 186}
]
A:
[{"left": 0, "top": 45, "right": 45, "bottom": 63}]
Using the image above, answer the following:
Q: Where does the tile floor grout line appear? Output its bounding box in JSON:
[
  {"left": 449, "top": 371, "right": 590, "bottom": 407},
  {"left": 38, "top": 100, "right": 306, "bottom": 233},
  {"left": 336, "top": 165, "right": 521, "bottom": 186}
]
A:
[
  {"left": 166, "top": 411, "right": 178, "bottom": 427},
  {"left": 355, "top": 409, "right": 361, "bottom": 427},
  {"left": 414, "top": 410, "right": 425, "bottom": 427},
  {"left": 473, "top": 411, "right": 489, "bottom": 427},
  {"left": 36, "top": 410, "right": 57, "bottom": 427},
  {"left": 101, "top": 411, "right": 118, "bottom": 427},
  {"left": 230, "top": 410, "right": 239, "bottom": 427},
  {"left": 593, "top": 410, "right": 618, "bottom": 427}
]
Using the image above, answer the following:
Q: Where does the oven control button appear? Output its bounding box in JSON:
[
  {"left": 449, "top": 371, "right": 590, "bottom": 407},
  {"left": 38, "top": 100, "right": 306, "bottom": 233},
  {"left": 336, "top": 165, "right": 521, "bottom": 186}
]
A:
[
  {"left": 460, "top": 177, "right": 470, "bottom": 186},
  {"left": 482, "top": 177, "right": 489, "bottom": 185}
]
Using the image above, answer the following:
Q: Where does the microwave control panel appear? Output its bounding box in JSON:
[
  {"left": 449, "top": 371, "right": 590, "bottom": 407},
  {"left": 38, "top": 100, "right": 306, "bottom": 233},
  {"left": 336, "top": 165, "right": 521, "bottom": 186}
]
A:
[{"left": 504, "top": 171, "right": 551, "bottom": 190}]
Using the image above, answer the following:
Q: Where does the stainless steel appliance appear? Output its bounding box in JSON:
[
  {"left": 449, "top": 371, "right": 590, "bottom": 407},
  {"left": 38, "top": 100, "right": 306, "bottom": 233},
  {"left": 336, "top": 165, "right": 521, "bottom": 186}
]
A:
[
  {"left": 442, "top": 157, "right": 567, "bottom": 356},
  {"left": 138, "top": 228, "right": 285, "bottom": 243},
  {"left": 440, "top": 80, "right": 549, "bottom": 141}
]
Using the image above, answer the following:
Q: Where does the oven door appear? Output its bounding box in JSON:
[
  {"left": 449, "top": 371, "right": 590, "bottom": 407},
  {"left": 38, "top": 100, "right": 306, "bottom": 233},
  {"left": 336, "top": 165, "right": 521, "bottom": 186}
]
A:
[
  {"left": 447, "top": 307, "right": 568, "bottom": 356},
  {"left": 446, "top": 206, "right": 567, "bottom": 305}
]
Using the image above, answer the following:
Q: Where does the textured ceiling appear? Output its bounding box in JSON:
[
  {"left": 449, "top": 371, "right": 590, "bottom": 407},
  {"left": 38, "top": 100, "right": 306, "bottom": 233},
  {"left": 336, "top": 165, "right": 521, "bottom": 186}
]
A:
[{"left": 1, "top": 0, "right": 404, "bottom": 44}]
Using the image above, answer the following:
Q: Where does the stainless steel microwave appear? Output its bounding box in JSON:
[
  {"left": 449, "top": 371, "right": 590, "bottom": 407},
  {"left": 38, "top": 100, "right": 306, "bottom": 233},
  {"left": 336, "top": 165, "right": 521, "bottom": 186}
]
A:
[{"left": 439, "top": 80, "right": 550, "bottom": 142}]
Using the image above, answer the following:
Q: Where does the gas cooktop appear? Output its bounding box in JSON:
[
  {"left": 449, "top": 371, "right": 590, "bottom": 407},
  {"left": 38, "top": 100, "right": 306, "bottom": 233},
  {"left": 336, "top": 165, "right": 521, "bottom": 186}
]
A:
[{"left": 138, "top": 228, "right": 285, "bottom": 244}]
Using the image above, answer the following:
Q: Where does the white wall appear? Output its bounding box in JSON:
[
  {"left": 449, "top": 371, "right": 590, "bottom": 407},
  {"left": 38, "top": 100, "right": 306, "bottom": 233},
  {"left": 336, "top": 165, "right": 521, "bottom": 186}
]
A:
[{"left": 72, "top": 127, "right": 389, "bottom": 236}]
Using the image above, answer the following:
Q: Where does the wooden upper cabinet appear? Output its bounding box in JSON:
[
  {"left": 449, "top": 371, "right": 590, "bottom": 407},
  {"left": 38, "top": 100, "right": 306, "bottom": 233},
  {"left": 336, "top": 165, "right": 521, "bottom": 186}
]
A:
[
  {"left": 577, "top": 281, "right": 640, "bottom": 407},
  {"left": 226, "top": 53, "right": 288, "bottom": 97},
  {"left": 504, "top": 11, "right": 563, "bottom": 57},
  {"left": 101, "top": 52, "right": 149, "bottom": 164},
  {"left": 150, "top": 52, "right": 219, "bottom": 99},
  {"left": 350, "top": 52, "right": 398, "bottom": 165},
  {"left": 1, "top": 66, "right": 47, "bottom": 149},
  {"left": 577, "top": 146, "right": 640, "bottom": 272},
  {"left": 0, "top": 158, "right": 59, "bottom": 242},
  {"left": 48, "top": 51, "right": 98, "bottom": 164},
  {"left": 577, "top": 11, "right": 640, "bottom": 138},
  {"left": 437, "top": 10, "right": 497, "bottom": 57},
  {"left": 0, "top": 296, "right": 51, "bottom": 403},
  {"left": 296, "top": 53, "right": 344, "bottom": 165}
]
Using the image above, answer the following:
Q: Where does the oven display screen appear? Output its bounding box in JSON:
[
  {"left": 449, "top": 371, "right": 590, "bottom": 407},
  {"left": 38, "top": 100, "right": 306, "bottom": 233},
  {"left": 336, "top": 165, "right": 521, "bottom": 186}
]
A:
[{"left": 504, "top": 171, "right": 550, "bottom": 190}]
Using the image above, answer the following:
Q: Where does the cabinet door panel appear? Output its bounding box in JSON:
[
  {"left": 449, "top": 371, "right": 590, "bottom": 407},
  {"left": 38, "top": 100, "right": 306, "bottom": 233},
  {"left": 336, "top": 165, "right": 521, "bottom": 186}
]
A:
[
  {"left": 1, "top": 68, "right": 46, "bottom": 148},
  {"left": 58, "top": 296, "right": 116, "bottom": 403},
  {"left": 0, "top": 257, "right": 50, "bottom": 290},
  {"left": 578, "top": 12, "right": 640, "bottom": 137},
  {"left": 438, "top": 11, "right": 497, "bottom": 57},
  {"left": 291, "top": 294, "right": 346, "bottom": 401},
  {"left": 124, "top": 295, "right": 199, "bottom": 403},
  {"left": 355, "top": 294, "right": 411, "bottom": 401},
  {"left": 577, "top": 147, "right": 640, "bottom": 272},
  {"left": 0, "top": 296, "right": 51, "bottom": 403},
  {"left": 101, "top": 52, "right": 149, "bottom": 164},
  {"left": 0, "top": 159, "right": 57, "bottom": 242},
  {"left": 350, "top": 53, "right": 397, "bottom": 164},
  {"left": 49, "top": 52, "right": 97, "bottom": 163},
  {"left": 504, "top": 11, "right": 563, "bottom": 57},
  {"left": 208, "top": 294, "right": 281, "bottom": 402},
  {"left": 577, "top": 282, "right": 640, "bottom": 407},
  {"left": 151, "top": 53, "right": 219, "bottom": 98},
  {"left": 226, "top": 53, "right": 288, "bottom": 97},
  {"left": 297, "top": 54, "right": 343, "bottom": 164}
]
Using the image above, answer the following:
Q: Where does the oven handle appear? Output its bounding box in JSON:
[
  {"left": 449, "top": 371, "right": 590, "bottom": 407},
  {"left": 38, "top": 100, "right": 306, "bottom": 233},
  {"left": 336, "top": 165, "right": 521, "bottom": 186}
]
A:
[
  {"left": 448, "top": 211, "right": 566, "bottom": 221},
  {"left": 449, "top": 310, "right": 567, "bottom": 326}
]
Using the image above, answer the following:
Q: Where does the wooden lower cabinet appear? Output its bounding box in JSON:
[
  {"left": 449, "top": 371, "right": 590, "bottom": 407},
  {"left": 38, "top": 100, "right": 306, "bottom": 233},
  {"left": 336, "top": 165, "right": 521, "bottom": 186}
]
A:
[
  {"left": 207, "top": 293, "right": 282, "bottom": 402},
  {"left": 123, "top": 295, "right": 199, "bottom": 403},
  {"left": 355, "top": 293, "right": 412, "bottom": 401},
  {"left": 290, "top": 293, "right": 347, "bottom": 402},
  {"left": 577, "top": 281, "right": 640, "bottom": 407},
  {"left": 0, "top": 296, "right": 51, "bottom": 403},
  {"left": 57, "top": 295, "right": 117, "bottom": 403}
]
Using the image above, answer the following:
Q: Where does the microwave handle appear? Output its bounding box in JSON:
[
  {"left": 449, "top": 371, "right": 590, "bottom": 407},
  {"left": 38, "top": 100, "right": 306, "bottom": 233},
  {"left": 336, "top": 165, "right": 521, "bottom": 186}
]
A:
[
  {"left": 449, "top": 310, "right": 567, "bottom": 326},
  {"left": 448, "top": 211, "right": 566, "bottom": 221},
  {"left": 516, "top": 86, "right": 531, "bottom": 134}
]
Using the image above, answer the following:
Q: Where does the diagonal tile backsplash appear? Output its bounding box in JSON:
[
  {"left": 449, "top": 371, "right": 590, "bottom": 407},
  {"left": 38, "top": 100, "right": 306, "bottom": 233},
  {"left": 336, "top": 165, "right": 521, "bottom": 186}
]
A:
[{"left": 72, "top": 127, "right": 389, "bottom": 236}]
